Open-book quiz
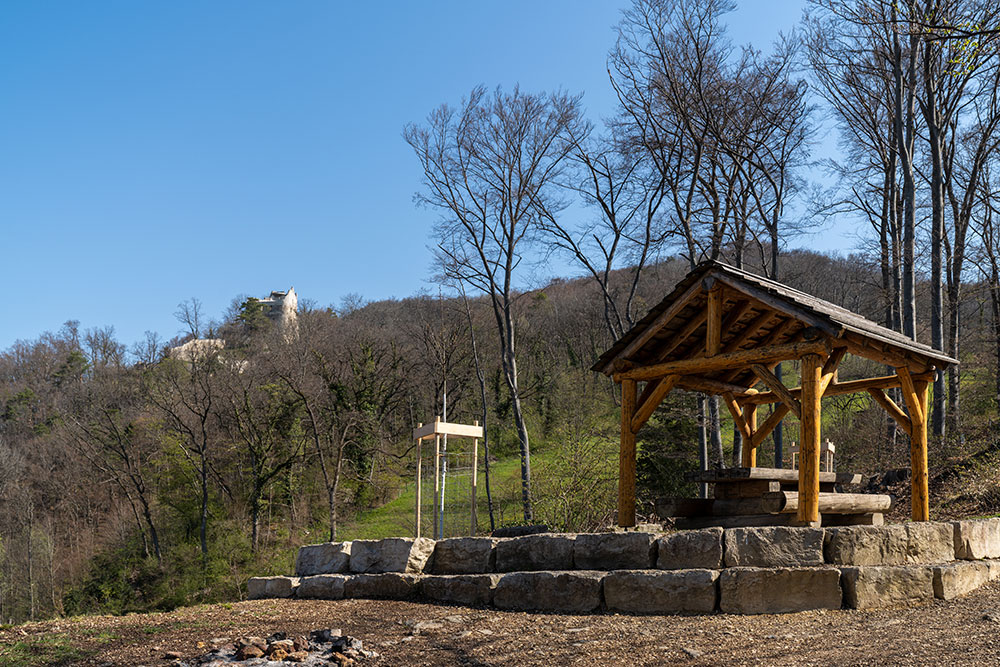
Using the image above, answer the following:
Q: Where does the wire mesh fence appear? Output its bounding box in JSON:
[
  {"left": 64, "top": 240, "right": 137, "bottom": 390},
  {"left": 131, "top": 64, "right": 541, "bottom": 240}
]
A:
[{"left": 418, "top": 441, "right": 478, "bottom": 539}]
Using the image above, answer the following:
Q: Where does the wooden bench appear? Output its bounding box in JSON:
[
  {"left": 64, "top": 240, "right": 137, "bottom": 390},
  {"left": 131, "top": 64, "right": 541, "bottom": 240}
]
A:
[{"left": 655, "top": 467, "right": 888, "bottom": 528}]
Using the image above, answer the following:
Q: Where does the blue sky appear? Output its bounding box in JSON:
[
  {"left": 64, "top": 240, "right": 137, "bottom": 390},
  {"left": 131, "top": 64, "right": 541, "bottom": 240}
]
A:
[{"left": 0, "top": 0, "right": 840, "bottom": 350}]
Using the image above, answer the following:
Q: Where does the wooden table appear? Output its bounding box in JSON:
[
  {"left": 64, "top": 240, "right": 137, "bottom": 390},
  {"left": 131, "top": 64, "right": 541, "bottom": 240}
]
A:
[{"left": 654, "top": 467, "right": 890, "bottom": 529}]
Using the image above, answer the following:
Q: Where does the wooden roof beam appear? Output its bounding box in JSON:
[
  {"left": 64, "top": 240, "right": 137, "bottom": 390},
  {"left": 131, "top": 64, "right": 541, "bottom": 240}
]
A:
[
  {"left": 613, "top": 340, "right": 829, "bottom": 382},
  {"left": 611, "top": 281, "right": 703, "bottom": 365},
  {"left": 676, "top": 375, "right": 756, "bottom": 396},
  {"left": 713, "top": 273, "right": 843, "bottom": 339},
  {"left": 743, "top": 371, "right": 936, "bottom": 405}
]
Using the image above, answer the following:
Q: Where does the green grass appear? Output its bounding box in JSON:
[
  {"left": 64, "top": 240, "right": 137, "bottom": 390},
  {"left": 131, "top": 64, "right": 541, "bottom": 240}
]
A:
[
  {"left": 0, "top": 635, "right": 91, "bottom": 667},
  {"left": 336, "top": 449, "right": 552, "bottom": 541}
]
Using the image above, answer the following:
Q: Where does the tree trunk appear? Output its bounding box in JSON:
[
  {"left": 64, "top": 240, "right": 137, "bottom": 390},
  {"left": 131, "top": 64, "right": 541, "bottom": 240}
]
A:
[
  {"left": 697, "top": 395, "right": 708, "bottom": 499},
  {"left": 924, "top": 36, "right": 946, "bottom": 440},
  {"left": 709, "top": 395, "right": 723, "bottom": 467}
]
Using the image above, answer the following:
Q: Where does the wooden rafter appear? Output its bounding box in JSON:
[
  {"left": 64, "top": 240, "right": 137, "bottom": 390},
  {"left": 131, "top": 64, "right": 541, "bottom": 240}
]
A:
[
  {"left": 615, "top": 281, "right": 703, "bottom": 362},
  {"left": 654, "top": 312, "right": 708, "bottom": 362},
  {"left": 706, "top": 286, "right": 723, "bottom": 356},
  {"left": 720, "top": 316, "right": 796, "bottom": 383},
  {"left": 714, "top": 276, "right": 843, "bottom": 338},
  {"left": 751, "top": 364, "right": 802, "bottom": 419},
  {"left": 614, "top": 340, "right": 829, "bottom": 382},
  {"left": 631, "top": 374, "right": 680, "bottom": 434},
  {"left": 722, "top": 308, "right": 777, "bottom": 354}
]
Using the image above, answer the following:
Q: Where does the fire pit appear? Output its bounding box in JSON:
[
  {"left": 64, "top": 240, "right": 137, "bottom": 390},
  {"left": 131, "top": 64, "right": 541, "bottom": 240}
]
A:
[{"left": 180, "top": 629, "right": 378, "bottom": 666}]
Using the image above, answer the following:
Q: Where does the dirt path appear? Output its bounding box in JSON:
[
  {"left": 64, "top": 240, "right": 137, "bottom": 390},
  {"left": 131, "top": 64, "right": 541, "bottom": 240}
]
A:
[{"left": 4, "top": 582, "right": 1000, "bottom": 666}]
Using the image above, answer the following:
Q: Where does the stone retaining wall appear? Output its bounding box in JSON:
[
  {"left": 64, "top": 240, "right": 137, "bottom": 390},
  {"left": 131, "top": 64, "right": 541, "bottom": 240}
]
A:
[{"left": 249, "top": 518, "right": 1000, "bottom": 615}]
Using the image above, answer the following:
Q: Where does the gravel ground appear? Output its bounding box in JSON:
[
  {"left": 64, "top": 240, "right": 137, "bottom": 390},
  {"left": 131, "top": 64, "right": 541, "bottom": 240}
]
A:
[{"left": 4, "top": 581, "right": 1000, "bottom": 666}]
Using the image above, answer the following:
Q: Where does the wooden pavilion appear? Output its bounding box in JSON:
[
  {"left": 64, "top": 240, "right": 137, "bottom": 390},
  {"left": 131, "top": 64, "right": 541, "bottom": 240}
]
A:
[{"left": 592, "top": 261, "right": 958, "bottom": 527}]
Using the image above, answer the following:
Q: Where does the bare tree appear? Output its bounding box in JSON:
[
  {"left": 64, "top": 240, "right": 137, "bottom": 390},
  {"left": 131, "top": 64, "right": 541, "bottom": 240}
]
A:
[{"left": 406, "top": 85, "right": 585, "bottom": 523}]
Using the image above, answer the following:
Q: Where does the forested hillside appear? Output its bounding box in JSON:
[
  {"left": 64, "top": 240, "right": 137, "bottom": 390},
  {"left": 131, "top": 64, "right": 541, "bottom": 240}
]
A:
[
  {"left": 7, "top": 0, "right": 1000, "bottom": 626},
  {"left": 0, "top": 250, "right": 995, "bottom": 624}
]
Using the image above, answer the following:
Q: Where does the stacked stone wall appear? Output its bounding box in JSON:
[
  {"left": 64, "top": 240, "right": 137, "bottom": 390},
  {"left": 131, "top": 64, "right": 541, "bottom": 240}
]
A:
[{"left": 248, "top": 517, "right": 1000, "bottom": 615}]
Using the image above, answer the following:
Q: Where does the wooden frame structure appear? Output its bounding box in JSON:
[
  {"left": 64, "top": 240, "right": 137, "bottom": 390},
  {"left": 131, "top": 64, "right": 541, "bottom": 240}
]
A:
[
  {"left": 412, "top": 416, "right": 484, "bottom": 538},
  {"left": 592, "top": 261, "right": 957, "bottom": 527}
]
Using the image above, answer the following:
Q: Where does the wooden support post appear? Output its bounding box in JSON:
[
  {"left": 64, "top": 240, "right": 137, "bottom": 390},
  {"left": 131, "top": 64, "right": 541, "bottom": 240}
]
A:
[
  {"left": 471, "top": 421, "right": 479, "bottom": 535},
  {"left": 706, "top": 286, "right": 723, "bottom": 357},
  {"left": 415, "top": 424, "right": 422, "bottom": 539},
  {"left": 742, "top": 403, "right": 757, "bottom": 467},
  {"left": 433, "top": 417, "right": 441, "bottom": 539},
  {"left": 619, "top": 378, "right": 638, "bottom": 527},
  {"left": 797, "top": 354, "right": 823, "bottom": 524},
  {"left": 911, "top": 379, "right": 930, "bottom": 521}
]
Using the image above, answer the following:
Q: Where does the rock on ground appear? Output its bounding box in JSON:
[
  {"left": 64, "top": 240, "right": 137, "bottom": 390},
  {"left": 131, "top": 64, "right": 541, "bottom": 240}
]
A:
[
  {"left": 840, "top": 565, "right": 935, "bottom": 610},
  {"left": 430, "top": 537, "right": 496, "bottom": 574},
  {"left": 493, "top": 534, "right": 575, "bottom": 572},
  {"left": 657, "top": 528, "right": 723, "bottom": 570},
  {"left": 493, "top": 571, "right": 603, "bottom": 613},
  {"left": 724, "top": 527, "right": 824, "bottom": 568},
  {"left": 604, "top": 569, "right": 718, "bottom": 614},
  {"left": 295, "top": 542, "right": 352, "bottom": 576},
  {"left": 573, "top": 532, "right": 656, "bottom": 570},
  {"left": 719, "top": 567, "right": 841, "bottom": 614},
  {"left": 349, "top": 538, "right": 435, "bottom": 574}
]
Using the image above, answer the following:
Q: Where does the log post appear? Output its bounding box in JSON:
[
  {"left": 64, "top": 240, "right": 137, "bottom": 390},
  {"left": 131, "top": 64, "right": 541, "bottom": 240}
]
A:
[
  {"left": 619, "top": 378, "right": 638, "bottom": 527},
  {"left": 415, "top": 425, "right": 422, "bottom": 539},
  {"left": 911, "top": 379, "right": 930, "bottom": 521},
  {"left": 433, "top": 417, "right": 441, "bottom": 539},
  {"left": 471, "top": 421, "right": 479, "bottom": 535},
  {"left": 797, "top": 354, "right": 823, "bottom": 524},
  {"left": 742, "top": 403, "right": 758, "bottom": 467}
]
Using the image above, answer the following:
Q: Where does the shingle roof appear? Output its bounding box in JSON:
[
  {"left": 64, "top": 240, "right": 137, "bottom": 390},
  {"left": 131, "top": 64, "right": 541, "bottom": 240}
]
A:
[{"left": 592, "top": 261, "right": 957, "bottom": 379}]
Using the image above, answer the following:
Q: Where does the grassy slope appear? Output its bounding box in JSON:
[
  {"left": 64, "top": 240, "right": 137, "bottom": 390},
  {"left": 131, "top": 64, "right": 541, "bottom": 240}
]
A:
[{"left": 336, "top": 450, "right": 553, "bottom": 541}]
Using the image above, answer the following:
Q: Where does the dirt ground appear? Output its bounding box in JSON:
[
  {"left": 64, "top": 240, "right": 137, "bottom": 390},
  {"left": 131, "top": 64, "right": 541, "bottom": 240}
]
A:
[{"left": 4, "top": 581, "right": 1000, "bottom": 667}]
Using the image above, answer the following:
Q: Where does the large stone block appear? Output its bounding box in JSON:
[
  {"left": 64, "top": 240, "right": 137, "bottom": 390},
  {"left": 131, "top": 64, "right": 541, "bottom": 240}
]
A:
[
  {"left": 933, "top": 560, "right": 991, "bottom": 600},
  {"left": 493, "top": 571, "right": 603, "bottom": 613},
  {"left": 953, "top": 519, "right": 1000, "bottom": 560},
  {"left": 494, "top": 534, "right": 575, "bottom": 572},
  {"left": 657, "top": 528, "right": 723, "bottom": 570},
  {"left": 295, "top": 542, "right": 352, "bottom": 576},
  {"left": 905, "top": 522, "right": 955, "bottom": 564},
  {"left": 824, "top": 525, "right": 907, "bottom": 566},
  {"left": 724, "top": 527, "right": 824, "bottom": 568},
  {"left": 604, "top": 569, "right": 718, "bottom": 614},
  {"left": 247, "top": 576, "right": 300, "bottom": 600},
  {"left": 840, "top": 565, "right": 934, "bottom": 609},
  {"left": 296, "top": 574, "right": 347, "bottom": 600},
  {"left": 349, "top": 538, "right": 435, "bottom": 574},
  {"left": 430, "top": 537, "right": 496, "bottom": 574},
  {"left": 343, "top": 573, "right": 420, "bottom": 599},
  {"left": 421, "top": 574, "right": 500, "bottom": 606},
  {"left": 574, "top": 532, "right": 655, "bottom": 570},
  {"left": 719, "top": 567, "right": 841, "bottom": 614},
  {"left": 825, "top": 523, "right": 955, "bottom": 566}
]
